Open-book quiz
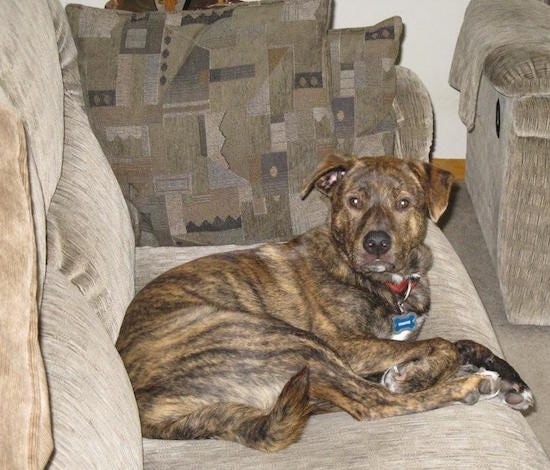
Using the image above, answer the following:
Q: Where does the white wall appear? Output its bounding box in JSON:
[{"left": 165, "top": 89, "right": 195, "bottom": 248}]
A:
[
  {"left": 333, "top": 0, "right": 469, "bottom": 158},
  {"left": 62, "top": 0, "right": 468, "bottom": 157}
]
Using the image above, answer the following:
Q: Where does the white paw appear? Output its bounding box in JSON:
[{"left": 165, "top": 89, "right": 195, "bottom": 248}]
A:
[
  {"left": 500, "top": 387, "right": 535, "bottom": 411},
  {"left": 475, "top": 368, "right": 501, "bottom": 399},
  {"left": 380, "top": 365, "right": 401, "bottom": 393}
]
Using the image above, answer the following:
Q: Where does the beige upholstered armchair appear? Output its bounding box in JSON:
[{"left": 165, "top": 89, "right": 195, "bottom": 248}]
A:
[
  {"left": 2, "top": 0, "right": 549, "bottom": 467},
  {"left": 450, "top": 0, "right": 550, "bottom": 325}
]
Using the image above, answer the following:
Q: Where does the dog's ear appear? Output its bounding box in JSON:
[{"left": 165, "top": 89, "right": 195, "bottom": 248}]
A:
[
  {"left": 410, "top": 161, "right": 455, "bottom": 222},
  {"left": 300, "top": 154, "right": 354, "bottom": 200}
]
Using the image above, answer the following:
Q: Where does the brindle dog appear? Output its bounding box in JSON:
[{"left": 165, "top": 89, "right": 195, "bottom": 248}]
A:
[{"left": 117, "top": 155, "right": 533, "bottom": 452}]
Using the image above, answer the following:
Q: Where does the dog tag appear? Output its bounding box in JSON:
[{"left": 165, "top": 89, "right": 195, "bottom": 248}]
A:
[{"left": 393, "top": 312, "right": 417, "bottom": 334}]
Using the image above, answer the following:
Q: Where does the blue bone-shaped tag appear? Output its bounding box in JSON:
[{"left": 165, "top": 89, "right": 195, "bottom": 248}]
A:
[{"left": 393, "top": 312, "right": 417, "bottom": 333}]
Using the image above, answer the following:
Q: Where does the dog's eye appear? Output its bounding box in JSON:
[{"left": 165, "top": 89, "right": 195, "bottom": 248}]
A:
[
  {"left": 348, "top": 196, "right": 362, "bottom": 209},
  {"left": 397, "top": 198, "right": 411, "bottom": 210}
]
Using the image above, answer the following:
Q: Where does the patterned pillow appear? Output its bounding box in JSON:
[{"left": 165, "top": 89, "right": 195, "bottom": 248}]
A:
[
  {"left": 66, "top": 0, "right": 335, "bottom": 246},
  {"left": 328, "top": 17, "right": 403, "bottom": 157}
]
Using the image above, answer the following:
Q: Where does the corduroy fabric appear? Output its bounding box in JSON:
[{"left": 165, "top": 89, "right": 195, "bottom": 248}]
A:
[
  {"left": 40, "top": 268, "right": 142, "bottom": 468},
  {"left": 0, "top": 0, "right": 65, "bottom": 302},
  {"left": 0, "top": 0, "right": 69, "bottom": 465},
  {"left": 513, "top": 95, "right": 550, "bottom": 139},
  {"left": 420, "top": 223, "right": 501, "bottom": 352},
  {"left": 142, "top": 401, "right": 548, "bottom": 469},
  {"left": 464, "top": 75, "right": 508, "bottom": 264},
  {"left": 468, "top": 90, "right": 550, "bottom": 325},
  {"left": 46, "top": 0, "right": 135, "bottom": 339},
  {"left": 453, "top": 0, "right": 550, "bottom": 324},
  {"left": 393, "top": 66, "right": 433, "bottom": 163},
  {"left": 449, "top": 0, "right": 550, "bottom": 131},
  {"left": 0, "top": 104, "right": 53, "bottom": 470},
  {"left": 497, "top": 130, "right": 550, "bottom": 325}
]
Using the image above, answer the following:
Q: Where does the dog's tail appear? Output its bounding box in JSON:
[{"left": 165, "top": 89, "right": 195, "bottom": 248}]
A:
[
  {"left": 144, "top": 367, "right": 312, "bottom": 452},
  {"left": 251, "top": 366, "right": 312, "bottom": 451}
]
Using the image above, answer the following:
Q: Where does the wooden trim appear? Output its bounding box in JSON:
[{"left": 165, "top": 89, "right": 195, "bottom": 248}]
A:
[{"left": 432, "top": 158, "right": 465, "bottom": 181}]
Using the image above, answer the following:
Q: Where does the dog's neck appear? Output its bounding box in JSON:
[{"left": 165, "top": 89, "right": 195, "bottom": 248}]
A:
[
  {"left": 303, "top": 225, "right": 432, "bottom": 291},
  {"left": 385, "top": 274, "right": 420, "bottom": 296}
]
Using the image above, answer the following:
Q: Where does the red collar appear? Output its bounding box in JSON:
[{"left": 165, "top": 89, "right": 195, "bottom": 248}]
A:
[{"left": 385, "top": 277, "right": 418, "bottom": 296}]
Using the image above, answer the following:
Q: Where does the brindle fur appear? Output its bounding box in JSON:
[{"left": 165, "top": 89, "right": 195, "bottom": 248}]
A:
[{"left": 117, "top": 155, "right": 533, "bottom": 452}]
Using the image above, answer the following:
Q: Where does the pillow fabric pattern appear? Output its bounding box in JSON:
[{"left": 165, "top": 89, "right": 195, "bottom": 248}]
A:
[
  {"left": 67, "top": 0, "right": 335, "bottom": 246},
  {"left": 328, "top": 17, "right": 403, "bottom": 157}
]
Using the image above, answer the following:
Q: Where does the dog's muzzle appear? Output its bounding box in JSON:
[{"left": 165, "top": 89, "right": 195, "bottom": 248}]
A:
[
  {"left": 363, "top": 231, "right": 392, "bottom": 256},
  {"left": 360, "top": 230, "right": 395, "bottom": 273}
]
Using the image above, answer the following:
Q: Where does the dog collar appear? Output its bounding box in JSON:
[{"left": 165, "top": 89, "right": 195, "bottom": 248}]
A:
[
  {"left": 393, "top": 312, "right": 417, "bottom": 334},
  {"left": 385, "top": 274, "right": 419, "bottom": 297},
  {"left": 387, "top": 274, "right": 421, "bottom": 336}
]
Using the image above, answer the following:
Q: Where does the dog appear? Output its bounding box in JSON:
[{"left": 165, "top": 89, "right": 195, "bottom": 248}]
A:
[{"left": 116, "top": 155, "right": 533, "bottom": 452}]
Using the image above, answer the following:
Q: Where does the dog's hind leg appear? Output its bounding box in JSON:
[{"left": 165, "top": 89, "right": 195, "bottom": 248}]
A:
[
  {"left": 454, "top": 339, "right": 534, "bottom": 411},
  {"left": 142, "top": 367, "right": 312, "bottom": 452}
]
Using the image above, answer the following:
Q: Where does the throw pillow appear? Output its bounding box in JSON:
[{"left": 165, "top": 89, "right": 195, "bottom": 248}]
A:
[
  {"left": 67, "top": 0, "right": 334, "bottom": 246},
  {"left": 328, "top": 17, "right": 403, "bottom": 157}
]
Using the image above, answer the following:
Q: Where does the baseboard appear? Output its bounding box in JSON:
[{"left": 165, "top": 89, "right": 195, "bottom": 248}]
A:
[{"left": 432, "top": 158, "right": 465, "bottom": 181}]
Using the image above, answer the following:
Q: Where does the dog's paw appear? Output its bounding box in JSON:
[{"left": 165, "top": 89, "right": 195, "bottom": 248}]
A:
[
  {"left": 381, "top": 365, "right": 404, "bottom": 393},
  {"left": 381, "top": 364, "right": 423, "bottom": 394},
  {"left": 457, "top": 369, "right": 501, "bottom": 406},
  {"left": 485, "top": 356, "right": 535, "bottom": 411},
  {"left": 380, "top": 360, "right": 433, "bottom": 394},
  {"left": 458, "top": 363, "right": 535, "bottom": 411},
  {"left": 474, "top": 369, "right": 501, "bottom": 400},
  {"left": 499, "top": 380, "right": 535, "bottom": 411}
]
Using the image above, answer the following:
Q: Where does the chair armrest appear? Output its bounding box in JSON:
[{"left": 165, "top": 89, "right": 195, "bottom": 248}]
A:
[
  {"left": 484, "top": 43, "right": 550, "bottom": 99},
  {"left": 393, "top": 66, "right": 433, "bottom": 162},
  {"left": 450, "top": 0, "right": 550, "bottom": 131}
]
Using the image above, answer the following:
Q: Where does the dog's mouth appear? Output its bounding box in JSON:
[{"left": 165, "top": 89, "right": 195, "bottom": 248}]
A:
[
  {"left": 355, "top": 251, "right": 397, "bottom": 274},
  {"left": 364, "top": 260, "right": 395, "bottom": 273}
]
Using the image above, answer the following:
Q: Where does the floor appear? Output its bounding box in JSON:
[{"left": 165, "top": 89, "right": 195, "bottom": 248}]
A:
[{"left": 440, "top": 182, "right": 550, "bottom": 457}]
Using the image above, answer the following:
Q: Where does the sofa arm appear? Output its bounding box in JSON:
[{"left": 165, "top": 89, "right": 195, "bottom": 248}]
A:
[
  {"left": 452, "top": 0, "right": 550, "bottom": 324},
  {"left": 450, "top": 0, "right": 550, "bottom": 131},
  {"left": 393, "top": 66, "right": 433, "bottom": 162},
  {"left": 464, "top": 74, "right": 550, "bottom": 325},
  {"left": 495, "top": 93, "right": 550, "bottom": 325},
  {"left": 484, "top": 43, "right": 550, "bottom": 100}
]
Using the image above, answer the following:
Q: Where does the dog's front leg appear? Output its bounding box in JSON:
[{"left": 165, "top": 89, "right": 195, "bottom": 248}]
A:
[
  {"left": 454, "top": 339, "right": 534, "bottom": 411},
  {"left": 309, "top": 365, "right": 500, "bottom": 421},
  {"left": 334, "top": 337, "right": 462, "bottom": 393}
]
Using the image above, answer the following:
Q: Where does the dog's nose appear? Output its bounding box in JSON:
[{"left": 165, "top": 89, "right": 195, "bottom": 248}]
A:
[{"left": 364, "top": 231, "right": 392, "bottom": 256}]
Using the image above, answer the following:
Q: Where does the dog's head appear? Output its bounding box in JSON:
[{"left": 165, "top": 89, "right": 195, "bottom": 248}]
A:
[{"left": 301, "top": 155, "right": 454, "bottom": 276}]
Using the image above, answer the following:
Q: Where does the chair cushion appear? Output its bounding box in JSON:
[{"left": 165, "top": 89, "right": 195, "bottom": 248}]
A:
[
  {"left": 46, "top": 0, "right": 135, "bottom": 340},
  {"left": 40, "top": 268, "right": 142, "bottom": 468},
  {"left": 134, "top": 223, "right": 550, "bottom": 467},
  {"left": 142, "top": 401, "right": 547, "bottom": 468},
  {"left": 134, "top": 222, "right": 503, "bottom": 352}
]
